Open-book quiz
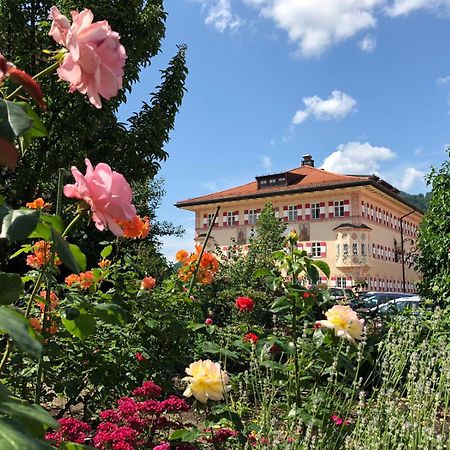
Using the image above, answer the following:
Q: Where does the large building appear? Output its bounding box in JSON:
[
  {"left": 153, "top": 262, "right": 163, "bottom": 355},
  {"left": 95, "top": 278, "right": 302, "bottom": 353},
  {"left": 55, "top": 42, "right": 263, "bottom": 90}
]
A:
[{"left": 176, "top": 155, "right": 423, "bottom": 292}]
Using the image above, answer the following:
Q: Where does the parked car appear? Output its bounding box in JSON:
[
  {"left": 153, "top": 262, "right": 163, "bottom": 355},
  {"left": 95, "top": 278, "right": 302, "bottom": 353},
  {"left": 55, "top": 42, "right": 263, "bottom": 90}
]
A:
[
  {"left": 369, "top": 295, "right": 422, "bottom": 315},
  {"left": 351, "top": 291, "right": 413, "bottom": 311},
  {"left": 329, "top": 288, "right": 355, "bottom": 302}
]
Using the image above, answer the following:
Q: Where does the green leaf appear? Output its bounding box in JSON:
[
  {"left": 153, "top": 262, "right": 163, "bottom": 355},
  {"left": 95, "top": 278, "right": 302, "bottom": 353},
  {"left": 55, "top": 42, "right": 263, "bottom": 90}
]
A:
[
  {"left": 311, "top": 260, "right": 330, "bottom": 279},
  {"left": 202, "top": 341, "right": 220, "bottom": 354},
  {"left": 307, "top": 265, "right": 320, "bottom": 284},
  {"left": 61, "top": 309, "right": 96, "bottom": 340},
  {"left": 9, "top": 245, "right": 32, "bottom": 260},
  {"left": 0, "top": 203, "right": 9, "bottom": 224},
  {"left": 29, "top": 214, "right": 65, "bottom": 240},
  {"left": 219, "top": 348, "right": 238, "bottom": 360},
  {"left": 0, "top": 209, "right": 39, "bottom": 241},
  {"left": 170, "top": 428, "right": 201, "bottom": 442},
  {"left": 69, "top": 244, "right": 86, "bottom": 272},
  {"left": 0, "top": 273, "right": 23, "bottom": 305},
  {"left": 312, "top": 329, "right": 324, "bottom": 348},
  {"left": 270, "top": 297, "right": 290, "bottom": 313},
  {"left": 0, "top": 99, "right": 32, "bottom": 141},
  {"left": 0, "top": 417, "right": 52, "bottom": 450},
  {"left": 100, "top": 245, "right": 113, "bottom": 259},
  {"left": 0, "top": 306, "right": 42, "bottom": 359},
  {"left": 51, "top": 228, "right": 80, "bottom": 274},
  {"left": 0, "top": 402, "right": 57, "bottom": 437},
  {"left": 17, "top": 103, "right": 48, "bottom": 152},
  {"left": 253, "top": 268, "right": 272, "bottom": 279},
  {"left": 93, "top": 304, "right": 126, "bottom": 325}
]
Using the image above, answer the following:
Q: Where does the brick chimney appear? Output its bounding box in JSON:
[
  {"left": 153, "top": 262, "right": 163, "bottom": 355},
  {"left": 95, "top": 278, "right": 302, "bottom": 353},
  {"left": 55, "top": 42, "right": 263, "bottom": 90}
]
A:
[{"left": 301, "top": 154, "right": 314, "bottom": 167}]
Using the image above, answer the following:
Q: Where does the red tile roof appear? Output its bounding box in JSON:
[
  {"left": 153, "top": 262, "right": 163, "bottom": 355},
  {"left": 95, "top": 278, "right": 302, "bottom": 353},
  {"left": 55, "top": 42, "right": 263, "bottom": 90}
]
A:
[{"left": 176, "top": 165, "right": 371, "bottom": 207}]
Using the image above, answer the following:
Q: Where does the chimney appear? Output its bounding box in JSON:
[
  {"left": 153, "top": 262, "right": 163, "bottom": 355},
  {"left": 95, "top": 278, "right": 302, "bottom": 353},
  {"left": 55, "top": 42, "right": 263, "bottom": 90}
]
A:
[{"left": 301, "top": 154, "right": 314, "bottom": 167}]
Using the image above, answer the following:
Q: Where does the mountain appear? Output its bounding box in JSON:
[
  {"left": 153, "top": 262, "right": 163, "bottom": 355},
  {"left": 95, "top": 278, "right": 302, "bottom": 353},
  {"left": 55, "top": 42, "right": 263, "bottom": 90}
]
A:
[{"left": 399, "top": 191, "right": 431, "bottom": 212}]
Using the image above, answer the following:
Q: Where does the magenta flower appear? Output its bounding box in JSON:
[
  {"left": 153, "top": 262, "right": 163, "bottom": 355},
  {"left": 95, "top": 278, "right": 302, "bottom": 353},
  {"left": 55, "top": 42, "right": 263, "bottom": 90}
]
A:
[
  {"left": 49, "top": 6, "right": 126, "bottom": 108},
  {"left": 64, "top": 159, "right": 136, "bottom": 236}
]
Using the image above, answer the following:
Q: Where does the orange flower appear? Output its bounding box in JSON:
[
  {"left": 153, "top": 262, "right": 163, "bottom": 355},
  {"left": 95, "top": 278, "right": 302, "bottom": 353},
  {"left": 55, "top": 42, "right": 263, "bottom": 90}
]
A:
[
  {"left": 177, "top": 247, "right": 219, "bottom": 286},
  {"left": 37, "top": 290, "right": 58, "bottom": 312},
  {"left": 26, "top": 197, "right": 50, "bottom": 209},
  {"left": 117, "top": 215, "right": 150, "bottom": 239},
  {"left": 29, "top": 317, "right": 42, "bottom": 333},
  {"left": 176, "top": 249, "right": 189, "bottom": 262},
  {"left": 98, "top": 259, "right": 111, "bottom": 268},
  {"left": 26, "top": 241, "right": 61, "bottom": 269},
  {"left": 141, "top": 276, "right": 156, "bottom": 290},
  {"left": 65, "top": 274, "right": 80, "bottom": 287},
  {"left": 65, "top": 271, "right": 96, "bottom": 290},
  {"left": 79, "top": 271, "right": 95, "bottom": 289}
]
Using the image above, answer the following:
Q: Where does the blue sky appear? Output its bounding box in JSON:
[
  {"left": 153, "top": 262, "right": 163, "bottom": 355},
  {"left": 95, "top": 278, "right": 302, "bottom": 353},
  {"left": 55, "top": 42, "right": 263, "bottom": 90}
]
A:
[{"left": 117, "top": 0, "right": 450, "bottom": 260}]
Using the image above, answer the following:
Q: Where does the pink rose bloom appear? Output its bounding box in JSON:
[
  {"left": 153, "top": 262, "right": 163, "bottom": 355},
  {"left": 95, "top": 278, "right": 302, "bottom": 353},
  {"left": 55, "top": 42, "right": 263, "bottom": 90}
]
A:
[
  {"left": 49, "top": 6, "right": 126, "bottom": 108},
  {"left": 64, "top": 159, "right": 136, "bottom": 236}
]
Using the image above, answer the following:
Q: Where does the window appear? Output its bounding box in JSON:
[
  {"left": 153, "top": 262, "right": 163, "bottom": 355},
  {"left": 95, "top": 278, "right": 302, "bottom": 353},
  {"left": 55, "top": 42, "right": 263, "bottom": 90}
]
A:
[
  {"left": 269, "top": 178, "right": 276, "bottom": 186},
  {"left": 343, "top": 244, "right": 349, "bottom": 256},
  {"left": 227, "top": 211, "right": 235, "bottom": 226},
  {"left": 334, "top": 200, "right": 345, "bottom": 217},
  {"left": 361, "top": 243, "right": 366, "bottom": 256},
  {"left": 311, "top": 242, "right": 321, "bottom": 257},
  {"left": 288, "top": 205, "right": 298, "bottom": 221},
  {"left": 207, "top": 213, "right": 215, "bottom": 226},
  {"left": 248, "top": 209, "right": 257, "bottom": 225},
  {"left": 336, "top": 277, "right": 347, "bottom": 288},
  {"left": 311, "top": 203, "right": 320, "bottom": 219},
  {"left": 260, "top": 180, "right": 267, "bottom": 187},
  {"left": 352, "top": 242, "right": 358, "bottom": 255},
  {"left": 278, "top": 177, "right": 287, "bottom": 185}
]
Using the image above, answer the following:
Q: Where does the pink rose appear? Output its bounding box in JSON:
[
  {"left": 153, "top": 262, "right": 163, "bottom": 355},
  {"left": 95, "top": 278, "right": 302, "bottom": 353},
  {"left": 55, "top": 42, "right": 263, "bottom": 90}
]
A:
[
  {"left": 49, "top": 6, "right": 126, "bottom": 108},
  {"left": 64, "top": 159, "right": 136, "bottom": 236}
]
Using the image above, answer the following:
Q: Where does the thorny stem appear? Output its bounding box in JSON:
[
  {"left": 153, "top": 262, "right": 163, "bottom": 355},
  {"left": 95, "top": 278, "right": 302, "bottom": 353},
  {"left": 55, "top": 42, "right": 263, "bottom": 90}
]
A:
[{"left": 187, "top": 206, "right": 220, "bottom": 298}]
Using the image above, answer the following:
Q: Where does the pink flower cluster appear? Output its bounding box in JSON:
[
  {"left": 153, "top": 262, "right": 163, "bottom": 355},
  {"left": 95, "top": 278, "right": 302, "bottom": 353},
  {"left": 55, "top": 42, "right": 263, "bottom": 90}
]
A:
[
  {"left": 45, "top": 380, "right": 191, "bottom": 449},
  {"left": 205, "top": 428, "right": 239, "bottom": 443},
  {"left": 45, "top": 417, "right": 91, "bottom": 445}
]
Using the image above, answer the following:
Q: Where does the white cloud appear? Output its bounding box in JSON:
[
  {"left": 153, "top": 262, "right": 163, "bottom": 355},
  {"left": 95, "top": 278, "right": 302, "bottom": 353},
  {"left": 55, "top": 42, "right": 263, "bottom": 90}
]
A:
[
  {"left": 386, "top": 0, "right": 450, "bottom": 17},
  {"left": 246, "top": 0, "right": 382, "bottom": 57},
  {"left": 292, "top": 90, "right": 357, "bottom": 125},
  {"left": 395, "top": 167, "right": 426, "bottom": 191},
  {"left": 160, "top": 227, "right": 196, "bottom": 263},
  {"left": 437, "top": 75, "right": 450, "bottom": 85},
  {"left": 202, "top": 0, "right": 242, "bottom": 32},
  {"left": 201, "top": 181, "right": 219, "bottom": 192},
  {"left": 358, "top": 34, "right": 377, "bottom": 52},
  {"left": 321, "top": 141, "right": 396, "bottom": 174},
  {"left": 260, "top": 155, "right": 273, "bottom": 171}
]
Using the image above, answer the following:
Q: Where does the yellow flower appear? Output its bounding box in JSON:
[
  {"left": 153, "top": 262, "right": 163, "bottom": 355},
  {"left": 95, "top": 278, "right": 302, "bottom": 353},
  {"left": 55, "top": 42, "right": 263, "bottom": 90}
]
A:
[
  {"left": 317, "top": 305, "right": 364, "bottom": 342},
  {"left": 182, "top": 359, "right": 231, "bottom": 403}
]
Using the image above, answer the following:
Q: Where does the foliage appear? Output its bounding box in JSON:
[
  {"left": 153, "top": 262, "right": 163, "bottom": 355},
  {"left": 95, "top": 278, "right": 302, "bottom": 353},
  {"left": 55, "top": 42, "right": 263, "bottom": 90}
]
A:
[
  {"left": 399, "top": 190, "right": 431, "bottom": 211},
  {"left": 0, "top": 0, "right": 187, "bottom": 203},
  {"left": 416, "top": 149, "right": 450, "bottom": 304}
]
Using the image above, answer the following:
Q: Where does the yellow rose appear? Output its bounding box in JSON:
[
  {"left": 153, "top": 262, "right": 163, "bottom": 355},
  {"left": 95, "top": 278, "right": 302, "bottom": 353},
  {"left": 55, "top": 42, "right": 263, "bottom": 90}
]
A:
[
  {"left": 182, "top": 359, "right": 231, "bottom": 403},
  {"left": 317, "top": 305, "right": 364, "bottom": 342}
]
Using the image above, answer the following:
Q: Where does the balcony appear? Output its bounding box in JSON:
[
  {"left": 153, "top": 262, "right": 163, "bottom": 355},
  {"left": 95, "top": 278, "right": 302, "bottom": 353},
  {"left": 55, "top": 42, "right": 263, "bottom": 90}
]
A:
[{"left": 336, "top": 254, "right": 371, "bottom": 268}]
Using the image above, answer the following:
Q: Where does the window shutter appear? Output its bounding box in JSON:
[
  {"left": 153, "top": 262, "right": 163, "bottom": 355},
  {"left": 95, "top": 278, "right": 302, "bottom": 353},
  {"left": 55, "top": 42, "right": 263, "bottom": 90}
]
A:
[
  {"left": 304, "top": 203, "right": 311, "bottom": 220},
  {"left": 297, "top": 204, "right": 302, "bottom": 220},
  {"left": 223, "top": 211, "right": 227, "bottom": 226},
  {"left": 329, "top": 201, "right": 334, "bottom": 218},
  {"left": 244, "top": 210, "right": 248, "bottom": 225}
]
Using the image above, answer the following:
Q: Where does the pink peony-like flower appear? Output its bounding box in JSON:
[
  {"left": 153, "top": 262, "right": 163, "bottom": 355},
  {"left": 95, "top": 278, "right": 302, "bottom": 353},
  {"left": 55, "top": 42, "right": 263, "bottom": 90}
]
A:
[
  {"left": 64, "top": 159, "right": 136, "bottom": 236},
  {"left": 49, "top": 6, "right": 126, "bottom": 108}
]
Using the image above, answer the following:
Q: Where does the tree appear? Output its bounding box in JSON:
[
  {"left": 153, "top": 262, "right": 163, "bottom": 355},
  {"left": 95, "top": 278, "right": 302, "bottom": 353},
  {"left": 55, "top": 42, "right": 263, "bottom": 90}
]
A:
[
  {"left": 0, "top": 0, "right": 188, "bottom": 204},
  {"left": 246, "top": 202, "right": 287, "bottom": 271},
  {"left": 416, "top": 150, "right": 450, "bottom": 304}
]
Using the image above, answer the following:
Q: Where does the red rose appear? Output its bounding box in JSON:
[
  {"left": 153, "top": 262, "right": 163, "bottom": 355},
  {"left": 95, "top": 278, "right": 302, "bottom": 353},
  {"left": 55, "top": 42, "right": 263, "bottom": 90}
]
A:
[
  {"left": 205, "top": 318, "right": 213, "bottom": 326},
  {"left": 235, "top": 296, "right": 255, "bottom": 312},
  {"left": 244, "top": 333, "right": 259, "bottom": 345},
  {"left": 135, "top": 352, "right": 146, "bottom": 362}
]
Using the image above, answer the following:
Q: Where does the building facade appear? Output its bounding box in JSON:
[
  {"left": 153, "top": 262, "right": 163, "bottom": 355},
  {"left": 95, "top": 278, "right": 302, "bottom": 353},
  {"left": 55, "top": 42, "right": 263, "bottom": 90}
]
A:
[{"left": 176, "top": 155, "right": 423, "bottom": 292}]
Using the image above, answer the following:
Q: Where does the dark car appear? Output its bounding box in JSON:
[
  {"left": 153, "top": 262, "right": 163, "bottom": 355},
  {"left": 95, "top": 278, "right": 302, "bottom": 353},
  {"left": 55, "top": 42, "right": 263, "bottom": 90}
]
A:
[
  {"left": 329, "top": 288, "right": 355, "bottom": 303},
  {"left": 351, "top": 291, "right": 414, "bottom": 311}
]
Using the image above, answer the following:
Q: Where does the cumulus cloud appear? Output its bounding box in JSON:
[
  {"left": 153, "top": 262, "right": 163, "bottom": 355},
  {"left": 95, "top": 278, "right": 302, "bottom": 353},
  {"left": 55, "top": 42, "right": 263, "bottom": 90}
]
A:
[
  {"left": 358, "top": 34, "right": 377, "bottom": 52},
  {"left": 203, "top": 0, "right": 242, "bottom": 32},
  {"left": 161, "top": 228, "right": 196, "bottom": 263},
  {"left": 386, "top": 0, "right": 450, "bottom": 17},
  {"left": 259, "top": 155, "right": 273, "bottom": 171},
  {"left": 246, "top": 0, "right": 381, "bottom": 57},
  {"left": 292, "top": 90, "right": 357, "bottom": 125},
  {"left": 395, "top": 167, "right": 426, "bottom": 191},
  {"left": 321, "top": 141, "right": 396, "bottom": 174},
  {"left": 437, "top": 75, "right": 450, "bottom": 85}
]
